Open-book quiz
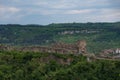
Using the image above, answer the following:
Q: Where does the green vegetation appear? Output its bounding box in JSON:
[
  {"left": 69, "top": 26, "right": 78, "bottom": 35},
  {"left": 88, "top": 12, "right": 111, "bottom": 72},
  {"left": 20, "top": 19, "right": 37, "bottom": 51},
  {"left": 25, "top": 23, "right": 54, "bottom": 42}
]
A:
[
  {"left": 0, "top": 22, "right": 120, "bottom": 80},
  {"left": 0, "top": 51, "right": 120, "bottom": 80},
  {"left": 0, "top": 22, "right": 120, "bottom": 53}
]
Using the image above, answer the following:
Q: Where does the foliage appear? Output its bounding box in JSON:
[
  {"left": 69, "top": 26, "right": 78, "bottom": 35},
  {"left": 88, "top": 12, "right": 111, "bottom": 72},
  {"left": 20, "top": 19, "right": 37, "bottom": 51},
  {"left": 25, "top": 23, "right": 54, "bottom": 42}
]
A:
[{"left": 0, "top": 51, "right": 120, "bottom": 80}]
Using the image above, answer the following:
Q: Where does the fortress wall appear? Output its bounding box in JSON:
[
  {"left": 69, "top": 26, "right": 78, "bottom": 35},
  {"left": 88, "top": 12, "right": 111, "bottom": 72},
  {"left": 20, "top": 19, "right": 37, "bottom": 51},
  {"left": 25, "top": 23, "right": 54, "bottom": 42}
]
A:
[{"left": 0, "top": 40, "right": 87, "bottom": 54}]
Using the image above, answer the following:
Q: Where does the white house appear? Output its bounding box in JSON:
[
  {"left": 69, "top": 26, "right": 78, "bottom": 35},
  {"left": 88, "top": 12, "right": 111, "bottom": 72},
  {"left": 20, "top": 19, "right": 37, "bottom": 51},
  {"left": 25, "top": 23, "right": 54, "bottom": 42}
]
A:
[{"left": 115, "top": 48, "right": 120, "bottom": 54}]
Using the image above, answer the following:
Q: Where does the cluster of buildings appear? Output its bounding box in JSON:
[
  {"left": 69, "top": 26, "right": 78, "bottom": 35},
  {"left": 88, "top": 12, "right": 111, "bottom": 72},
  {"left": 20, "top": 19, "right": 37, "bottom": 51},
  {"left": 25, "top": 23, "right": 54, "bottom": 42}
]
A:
[{"left": 99, "top": 48, "right": 120, "bottom": 59}]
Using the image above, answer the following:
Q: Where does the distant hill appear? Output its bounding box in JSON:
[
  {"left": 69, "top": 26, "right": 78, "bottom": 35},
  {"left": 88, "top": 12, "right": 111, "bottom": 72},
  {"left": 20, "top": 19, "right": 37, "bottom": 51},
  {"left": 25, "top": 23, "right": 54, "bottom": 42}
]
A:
[{"left": 0, "top": 22, "right": 120, "bottom": 53}]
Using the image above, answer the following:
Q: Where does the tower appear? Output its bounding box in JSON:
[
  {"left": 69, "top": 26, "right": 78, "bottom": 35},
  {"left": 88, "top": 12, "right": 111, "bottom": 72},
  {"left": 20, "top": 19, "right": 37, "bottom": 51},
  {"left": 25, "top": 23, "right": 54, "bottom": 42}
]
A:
[{"left": 76, "top": 40, "right": 87, "bottom": 54}]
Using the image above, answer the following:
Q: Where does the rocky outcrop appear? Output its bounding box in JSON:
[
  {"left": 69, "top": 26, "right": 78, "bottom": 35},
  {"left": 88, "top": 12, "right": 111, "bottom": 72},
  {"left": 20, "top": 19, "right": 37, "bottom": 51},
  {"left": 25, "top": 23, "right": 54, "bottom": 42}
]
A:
[{"left": 39, "top": 54, "right": 73, "bottom": 65}]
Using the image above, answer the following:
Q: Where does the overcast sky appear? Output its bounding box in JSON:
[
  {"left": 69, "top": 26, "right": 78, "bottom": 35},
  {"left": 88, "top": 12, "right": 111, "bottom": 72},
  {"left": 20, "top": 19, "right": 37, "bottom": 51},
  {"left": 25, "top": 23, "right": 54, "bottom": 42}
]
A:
[{"left": 0, "top": 0, "right": 120, "bottom": 24}]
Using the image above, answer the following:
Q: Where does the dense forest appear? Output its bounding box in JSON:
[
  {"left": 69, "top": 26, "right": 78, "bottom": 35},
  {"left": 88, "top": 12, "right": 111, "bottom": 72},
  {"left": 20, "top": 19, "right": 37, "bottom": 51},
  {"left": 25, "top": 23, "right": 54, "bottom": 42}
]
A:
[
  {"left": 0, "top": 51, "right": 120, "bottom": 80},
  {"left": 0, "top": 22, "right": 120, "bottom": 53}
]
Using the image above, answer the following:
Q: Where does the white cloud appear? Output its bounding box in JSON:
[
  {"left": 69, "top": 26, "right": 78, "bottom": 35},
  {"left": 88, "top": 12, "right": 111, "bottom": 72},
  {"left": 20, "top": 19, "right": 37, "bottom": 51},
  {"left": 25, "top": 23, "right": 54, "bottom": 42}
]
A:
[
  {"left": 33, "top": 0, "right": 77, "bottom": 9},
  {"left": 83, "top": 8, "right": 120, "bottom": 22},
  {"left": 25, "top": 9, "right": 95, "bottom": 15},
  {"left": 0, "top": 5, "right": 23, "bottom": 20},
  {"left": 97, "top": 9, "right": 120, "bottom": 21},
  {"left": 64, "top": 9, "right": 95, "bottom": 14},
  {"left": 0, "top": 5, "right": 20, "bottom": 14}
]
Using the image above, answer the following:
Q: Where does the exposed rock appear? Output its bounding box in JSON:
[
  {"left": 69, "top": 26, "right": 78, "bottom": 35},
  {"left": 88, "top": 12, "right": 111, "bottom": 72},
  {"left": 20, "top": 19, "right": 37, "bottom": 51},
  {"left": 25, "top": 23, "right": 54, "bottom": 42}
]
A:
[{"left": 39, "top": 54, "right": 73, "bottom": 65}]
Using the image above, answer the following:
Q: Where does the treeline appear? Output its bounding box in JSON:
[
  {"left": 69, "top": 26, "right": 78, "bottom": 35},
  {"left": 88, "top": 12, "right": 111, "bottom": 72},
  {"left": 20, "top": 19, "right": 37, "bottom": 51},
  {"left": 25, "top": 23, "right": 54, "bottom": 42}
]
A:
[{"left": 0, "top": 51, "right": 120, "bottom": 80}]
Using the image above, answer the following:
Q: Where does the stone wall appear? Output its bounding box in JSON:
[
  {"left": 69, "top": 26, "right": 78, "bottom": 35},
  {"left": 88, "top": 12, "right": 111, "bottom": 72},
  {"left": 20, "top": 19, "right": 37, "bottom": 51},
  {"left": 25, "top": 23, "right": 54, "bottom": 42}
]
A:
[{"left": 0, "top": 40, "right": 87, "bottom": 54}]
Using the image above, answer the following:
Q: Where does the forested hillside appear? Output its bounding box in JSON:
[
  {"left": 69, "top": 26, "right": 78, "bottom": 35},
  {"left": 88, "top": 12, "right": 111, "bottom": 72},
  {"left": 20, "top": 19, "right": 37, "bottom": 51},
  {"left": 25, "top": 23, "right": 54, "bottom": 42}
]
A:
[
  {"left": 0, "top": 51, "right": 120, "bottom": 80},
  {"left": 0, "top": 23, "right": 120, "bottom": 80},
  {"left": 0, "top": 22, "right": 120, "bottom": 53}
]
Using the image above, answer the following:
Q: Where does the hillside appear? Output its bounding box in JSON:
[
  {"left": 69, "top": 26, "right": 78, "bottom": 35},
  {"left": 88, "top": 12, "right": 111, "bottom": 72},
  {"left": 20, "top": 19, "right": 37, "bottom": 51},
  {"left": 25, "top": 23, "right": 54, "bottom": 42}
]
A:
[
  {"left": 0, "top": 22, "right": 120, "bottom": 80},
  {"left": 0, "top": 51, "right": 120, "bottom": 80},
  {"left": 0, "top": 22, "right": 120, "bottom": 53}
]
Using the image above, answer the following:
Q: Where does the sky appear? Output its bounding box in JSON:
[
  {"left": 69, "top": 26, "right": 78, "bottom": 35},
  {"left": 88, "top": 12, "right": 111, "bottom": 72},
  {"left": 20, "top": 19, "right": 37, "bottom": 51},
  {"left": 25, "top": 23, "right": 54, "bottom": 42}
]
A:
[{"left": 0, "top": 0, "right": 120, "bottom": 25}]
